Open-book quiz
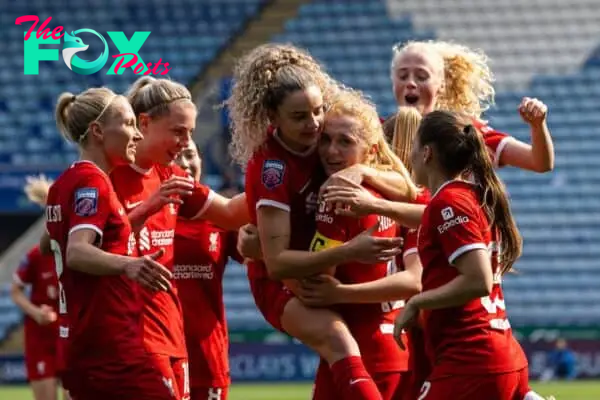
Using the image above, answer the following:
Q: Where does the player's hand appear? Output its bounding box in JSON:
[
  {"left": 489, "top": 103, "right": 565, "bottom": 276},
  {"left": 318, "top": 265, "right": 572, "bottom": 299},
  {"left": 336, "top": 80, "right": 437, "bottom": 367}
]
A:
[
  {"left": 237, "top": 224, "right": 262, "bottom": 261},
  {"left": 34, "top": 304, "right": 57, "bottom": 326},
  {"left": 139, "top": 176, "right": 195, "bottom": 217},
  {"left": 319, "top": 164, "right": 365, "bottom": 198},
  {"left": 124, "top": 248, "right": 172, "bottom": 292},
  {"left": 346, "top": 221, "right": 403, "bottom": 263},
  {"left": 297, "top": 275, "right": 344, "bottom": 307},
  {"left": 322, "top": 178, "right": 379, "bottom": 218},
  {"left": 518, "top": 97, "right": 547, "bottom": 127},
  {"left": 394, "top": 300, "right": 418, "bottom": 350}
]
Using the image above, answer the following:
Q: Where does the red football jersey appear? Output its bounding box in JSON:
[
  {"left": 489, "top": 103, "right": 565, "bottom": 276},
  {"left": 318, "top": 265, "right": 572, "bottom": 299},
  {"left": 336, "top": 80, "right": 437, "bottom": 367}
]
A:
[
  {"left": 312, "top": 185, "right": 407, "bottom": 373},
  {"left": 473, "top": 119, "right": 513, "bottom": 168},
  {"left": 174, "top": 218, "right": 240, "bottom": 388},
  {"left": 245, "top": 132, "right": 322, "bottom": 279},
  {"left": 45, "top": 161, "right": 144, "bottom": 370},
  {"left": 110, "top": 163, "right": 214, "bottom": 358},
  {"left": 14, "top": 246, "right": 59, "bottom": 359},
  {"left": 417, "top": 180, "right": 527, "bottom": 379}
]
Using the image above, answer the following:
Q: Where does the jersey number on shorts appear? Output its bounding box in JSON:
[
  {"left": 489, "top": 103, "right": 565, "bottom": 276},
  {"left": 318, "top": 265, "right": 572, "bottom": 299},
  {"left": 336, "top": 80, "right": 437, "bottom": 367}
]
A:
[
  {"left": 50, "top": 239, "right": 67, "bottom": 316},
  {"left": 417, "top": 381, "right": 431, "bottom": 400}
]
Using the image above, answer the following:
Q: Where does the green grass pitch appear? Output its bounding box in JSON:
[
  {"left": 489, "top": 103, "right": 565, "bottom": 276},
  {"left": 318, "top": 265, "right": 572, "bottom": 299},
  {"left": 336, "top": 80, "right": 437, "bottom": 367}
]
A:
[{"left": 1, "top": 381, "right": 600, "bottom": 399}]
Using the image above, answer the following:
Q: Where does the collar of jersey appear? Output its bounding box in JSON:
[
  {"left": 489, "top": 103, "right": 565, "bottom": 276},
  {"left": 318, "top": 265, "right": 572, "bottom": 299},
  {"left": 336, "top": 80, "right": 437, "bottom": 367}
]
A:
[
  {"left": 72, "top": 160, "right": 109, "bottom": 178},
  {"left": 272, "top": 129, "right": 316, "bottom": 157},
  {"left": 431, "top": 179, "right": 474, "bottom": 199}
]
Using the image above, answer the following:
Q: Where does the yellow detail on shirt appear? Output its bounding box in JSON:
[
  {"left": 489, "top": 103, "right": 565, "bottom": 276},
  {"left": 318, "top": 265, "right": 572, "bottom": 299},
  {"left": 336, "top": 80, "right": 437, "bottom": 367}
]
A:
[{"left": 310, "top": 231, "right": 343, "bottom": 252}]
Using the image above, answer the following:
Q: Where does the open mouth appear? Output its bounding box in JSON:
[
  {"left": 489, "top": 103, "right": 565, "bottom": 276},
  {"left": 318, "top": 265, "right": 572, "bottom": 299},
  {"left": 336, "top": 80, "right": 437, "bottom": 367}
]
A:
[{"left": 405, "top": 94, "right": 419, "bottom": 105}]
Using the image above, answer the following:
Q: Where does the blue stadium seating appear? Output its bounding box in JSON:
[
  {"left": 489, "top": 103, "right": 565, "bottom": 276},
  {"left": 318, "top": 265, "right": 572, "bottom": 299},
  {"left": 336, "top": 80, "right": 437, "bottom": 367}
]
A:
[{"left": 0, "top": 284, "right": 21, "bottom": 343}]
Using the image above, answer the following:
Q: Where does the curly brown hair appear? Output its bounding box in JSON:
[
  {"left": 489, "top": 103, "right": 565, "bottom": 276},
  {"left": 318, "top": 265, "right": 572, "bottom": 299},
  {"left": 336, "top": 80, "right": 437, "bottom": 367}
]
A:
[{"left": 227, "top": 44, "right": 341, "bottom": 166}]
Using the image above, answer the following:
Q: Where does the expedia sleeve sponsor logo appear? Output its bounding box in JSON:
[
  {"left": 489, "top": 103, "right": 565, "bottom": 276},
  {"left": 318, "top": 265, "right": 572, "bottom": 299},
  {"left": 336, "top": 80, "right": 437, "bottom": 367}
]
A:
[
  {"left": 437, "top": 215, "right": 469, "bottom": 234},
  {"left": 310, "top": 231, "right": 343, "bottom": 252},
  {"left": 173, "top": 264, "right": 214, "bottom": 280}
]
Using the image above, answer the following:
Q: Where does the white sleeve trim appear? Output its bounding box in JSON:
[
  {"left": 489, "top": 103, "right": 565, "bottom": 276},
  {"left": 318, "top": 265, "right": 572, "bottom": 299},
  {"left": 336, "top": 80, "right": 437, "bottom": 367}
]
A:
[
  {"left": 492, "top": 136, "right": 514, "bottom": 168},
  {"left": 192, "top": 189, "right": 216, "bottom": 219},
  {"left": 448, "top": 243, "right": 488, "bottom": 265},
  {"left": 69, "top": 224, "right": 103, "bottom": 238},
  {"left": 402, "top": 247, "right": 418, "bottom": 258},
  {"left": 12, "top": 272, "right": 25, "bottom": 287},
  {"left": 256, "top": 199, "right": 291, "bottom": 212}
]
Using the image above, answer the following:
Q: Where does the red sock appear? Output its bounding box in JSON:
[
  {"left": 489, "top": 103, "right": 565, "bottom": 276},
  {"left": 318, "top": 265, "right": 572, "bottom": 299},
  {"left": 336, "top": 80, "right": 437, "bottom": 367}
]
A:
[{"left": 330, "top": 356, "right": 383, "bottom": 400}]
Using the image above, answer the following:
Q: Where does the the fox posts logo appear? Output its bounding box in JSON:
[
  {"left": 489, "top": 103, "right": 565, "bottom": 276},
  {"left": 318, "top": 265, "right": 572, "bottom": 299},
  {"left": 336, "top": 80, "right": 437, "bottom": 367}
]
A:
[
  {"left": 62, "top": 30, "right": 108, "bottom": 75},
  {"left": 16, "top": 15, "right": 172, "bottom": 76}
]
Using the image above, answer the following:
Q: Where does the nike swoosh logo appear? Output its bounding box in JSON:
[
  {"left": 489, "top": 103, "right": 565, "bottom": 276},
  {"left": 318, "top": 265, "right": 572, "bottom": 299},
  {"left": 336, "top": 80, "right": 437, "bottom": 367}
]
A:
[
  {"left": 349, "top": 378, "right": 368, "bottom": 385},
  {"left": 125, "top": 200, "right": 143, "bottom": 210}
]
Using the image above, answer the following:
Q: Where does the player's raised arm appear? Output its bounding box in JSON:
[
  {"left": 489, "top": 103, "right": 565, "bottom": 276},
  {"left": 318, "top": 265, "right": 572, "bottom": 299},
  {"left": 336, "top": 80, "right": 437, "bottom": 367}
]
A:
[{"left": 496, "top": 97, "right": 554, "bottom": 172}]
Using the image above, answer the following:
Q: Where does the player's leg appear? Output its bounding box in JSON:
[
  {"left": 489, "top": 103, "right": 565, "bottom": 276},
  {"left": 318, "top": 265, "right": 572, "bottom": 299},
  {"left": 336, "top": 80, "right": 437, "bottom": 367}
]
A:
[
  {"left": 27, "top": 354, "right": 59, "bottom": 400},
  {"left": 281, "top": 297, "right": 382, "bottom": 400},
  {"left": 251, "top": 278, "right": 382, "bottom": 400},
  {"left": 171, "top": 357, "right": 191, "bottom": 400},
  {"left": 30, "top": 378, "right": 58, "bottom": 400},
  {"left": 61, "top": 387, "right": 71, "bottom": 400}
]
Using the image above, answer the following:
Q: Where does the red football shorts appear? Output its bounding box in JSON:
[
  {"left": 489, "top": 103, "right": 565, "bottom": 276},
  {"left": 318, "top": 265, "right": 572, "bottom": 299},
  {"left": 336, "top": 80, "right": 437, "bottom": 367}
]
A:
[
  {"left": 249, "top": 277, "right": 295, "bottom": 332},
  {"left": 403, "top": 327, "right": 431, "bottom": 400},
  {"left": 150, "top": 354, "right": 190, "bottom": 400},
  {"left": 312, "top": 358, "right": 408, "bottom": 400},
  {"left": 191, "top": 386, "right": 229, "bottom": 400},
  {"left": 416, "top": 368, "right": 530, "bottom": 400},
  {"left": 25, "top": 351, "right": 57, "bottom": 381},
  {"left": 64, "top": 359, "right": 174, "bottom": 400}
]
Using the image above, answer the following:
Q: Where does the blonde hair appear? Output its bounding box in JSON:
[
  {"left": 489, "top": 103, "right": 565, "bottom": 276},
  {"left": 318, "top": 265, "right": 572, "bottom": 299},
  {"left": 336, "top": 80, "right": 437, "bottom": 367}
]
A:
[
  {"left": 227, "top": 43, "right": 341, "bottom": 166},
  {"left": 391, "top": 107, "right": 422, "bottom": 175},
  {"left": 55, "top": 88, "right": 119, "bottom": 144},
  {"left": 391, "top": 40, "right": 495, "bottom": 119},
  {"left": 327, "top": 90, "right": 405, "bottom": 174},
  {"left": 126, "top": 76, "right": 194, "bottom": 118},
  {"left": 24, "top": 175, "right": 53, "bottom": 206}
]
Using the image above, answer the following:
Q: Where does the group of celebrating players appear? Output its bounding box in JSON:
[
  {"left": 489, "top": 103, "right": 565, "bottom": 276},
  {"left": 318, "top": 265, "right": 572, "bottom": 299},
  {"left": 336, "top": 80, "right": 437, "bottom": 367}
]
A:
[{"left": 10, "top": 38, "right": 555, "bottom": 400}]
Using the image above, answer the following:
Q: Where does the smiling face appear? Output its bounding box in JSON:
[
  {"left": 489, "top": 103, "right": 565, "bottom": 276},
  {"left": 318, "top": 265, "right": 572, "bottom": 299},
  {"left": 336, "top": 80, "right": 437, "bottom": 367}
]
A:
[
  {"left": 91, "top": 96, "right": 143, "bottom": 167},
  {"left": 270, "top": 85, "right": 325, "bottom": 152},
  {"left": 318, "top": 115, "right": 369, "bottom": 176},
  {"left": 175, "top": 140, "right": 202, "bottom": 181},
  {"left": 391, "top": 46, "right": 445, "bottom": 116},
  {"left": 137, "top": 101, "right": 197, "bottom": 165}
]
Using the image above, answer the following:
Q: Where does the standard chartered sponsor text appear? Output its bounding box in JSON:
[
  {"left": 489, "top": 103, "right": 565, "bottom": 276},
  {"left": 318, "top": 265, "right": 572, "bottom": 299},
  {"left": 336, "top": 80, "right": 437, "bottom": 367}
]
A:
[
  {"left": 151, "top": 229, "right": 175, "bottom": 246},
  {"left": 174, "top": 264, "right": 214, "bottom": 280}
]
